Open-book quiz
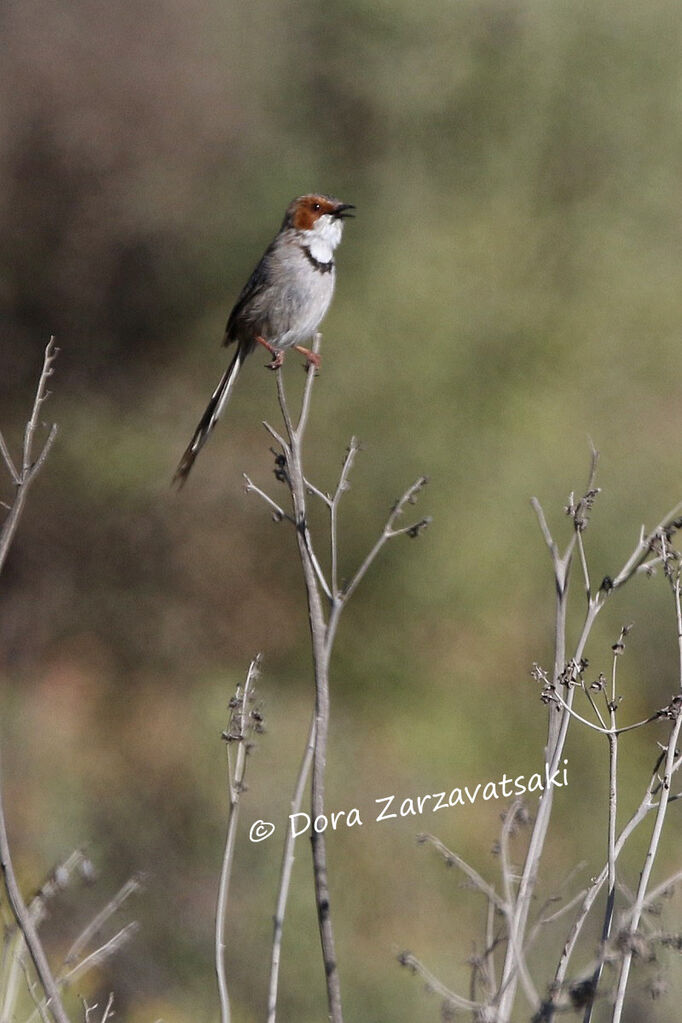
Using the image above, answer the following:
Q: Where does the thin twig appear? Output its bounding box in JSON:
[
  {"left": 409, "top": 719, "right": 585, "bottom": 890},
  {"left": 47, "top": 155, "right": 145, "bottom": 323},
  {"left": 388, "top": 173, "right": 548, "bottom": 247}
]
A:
[
  {"left": 330, "top": 438, "right": 359, "bottom": 598},
  {"left": 242, "top": 475, "right": 291, "bottom": 524},
  {"left": 498, "top": 804, "right": 540, "bottom": 1010},
  {"left": 397, "top": 951, "right": 482, "bottom": 1012},
  {"left": 610, "top": 500, "right": 682, "bottom": 591},
  {"left": 64, "top": 875, "right": 143, "bottom": 966},
  {"left": 545, "top": 687, "right": 661, "bottom": 736},
  {"left": 0, "top": 433, "right": 19, "bottom": 485},
  {"left": 261, "top": 421, "right": 289, "bottom": 454},
  {"left": 0, "top": 339, "right": 59, "bottom": 577},
  {"left": 20, "top": 958, "right": 51, "bottom": 1023},
  {"left": 342, "top": 477, "right": 430, "bottom": 603},
  {"left": 96, "top": 994, "right": 115, "bottom": 1023},
  {"left": 417, "top": 834, "right": 506, "bottom": 912},
  {"left": 266, "top": 714, "right": 316, "bottom": 1023},
  {"left": 582, "top": 643, "right": 620, "bottom": 1023},
  {"left": 611, "top": 570, "right": 682, "bottom": 1023},
  {"left": 296, "top": 333, "right": 322, "bottom": 436},
  {"left": 0, "top": 748, "right": 70, "bottom": 1023},
  {"left": 537, "top": 886, "right": 591, "bottom": 929},
  {"left": 484, "top": 895, "right": 498, "bottom": 997},
  {"left": 1, "top": 929, "right": 26, "bottom": 1023},
  {"left": 618, "top": 867, "right": 682, "bottom": 925},
  {"left": 59, "top": 923, "right": 138, "bottom": 986},
  {"left": 215, "top": 655, "right": 261, "bottom": 1023}
]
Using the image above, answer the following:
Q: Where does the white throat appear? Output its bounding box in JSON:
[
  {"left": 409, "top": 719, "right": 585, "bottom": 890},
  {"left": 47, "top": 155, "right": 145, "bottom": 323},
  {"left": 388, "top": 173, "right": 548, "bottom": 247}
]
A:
[{"left": 305, "top": 215, "right": 343, "bottom": 264}]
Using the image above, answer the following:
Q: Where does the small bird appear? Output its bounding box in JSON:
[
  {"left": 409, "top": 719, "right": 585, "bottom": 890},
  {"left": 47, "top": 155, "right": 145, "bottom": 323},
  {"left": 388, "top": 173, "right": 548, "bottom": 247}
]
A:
[{"left": 174, "top": 193, "right": 354, "bottom": 485}]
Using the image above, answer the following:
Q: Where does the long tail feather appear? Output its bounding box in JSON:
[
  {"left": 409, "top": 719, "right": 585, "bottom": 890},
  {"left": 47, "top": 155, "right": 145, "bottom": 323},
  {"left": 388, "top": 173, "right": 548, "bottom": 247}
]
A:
[{"left": 173, "top": 347, "right": 245, "bottom": 487}]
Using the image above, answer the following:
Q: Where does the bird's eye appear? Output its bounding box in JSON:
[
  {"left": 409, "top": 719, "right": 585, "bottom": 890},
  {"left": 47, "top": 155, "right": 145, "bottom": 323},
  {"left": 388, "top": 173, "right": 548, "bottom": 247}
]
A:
[{"left": 312, "top": 202, "right": 321, "bottom": 212}]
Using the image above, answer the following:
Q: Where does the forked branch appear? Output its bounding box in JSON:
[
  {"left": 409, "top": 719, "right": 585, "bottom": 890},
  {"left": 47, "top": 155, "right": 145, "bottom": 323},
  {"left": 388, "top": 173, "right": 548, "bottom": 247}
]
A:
[{"left": 245, "top": 334, "right": 430, "bottom": 1023}]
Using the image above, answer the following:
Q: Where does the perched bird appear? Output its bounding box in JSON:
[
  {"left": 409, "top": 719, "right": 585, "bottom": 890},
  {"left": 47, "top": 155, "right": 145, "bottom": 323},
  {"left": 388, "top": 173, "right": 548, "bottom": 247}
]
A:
[{"left": 173, "top": 193, "right": 354, "bottom": 485}]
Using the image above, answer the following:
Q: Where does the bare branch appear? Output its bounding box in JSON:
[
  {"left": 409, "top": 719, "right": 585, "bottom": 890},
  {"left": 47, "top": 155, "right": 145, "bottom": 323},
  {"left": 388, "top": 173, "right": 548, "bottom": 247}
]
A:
[
  {"left": 82, "top": 993, "right": 114, "bottom": 1023},
  {"left": 247, "top": 331, "right": 429, "bottom": 1023},
  {"left": 303, "top": 478, "right": 332, "bottom": 507},
  {"left": 216, "top": 655, "right": 262, "bottom": 1023},
  {"left": 59, "top": 923, "right": 138, "bottom": 986},
  {"left": 64, "top": 875, "right": 143, "bottom": 967},
  {"left": 0, "top": 746, "right": 70, "bottom": 1023},
  {"left": 0, "top": 340, "right": 59, "bottom": 578},
  {"left": 20, "top": 958, "right": 52, "bottom": 1023},
  {"left": 0, "top": 432, "right": 19, "bottom": 485},
  {"left": 295, "top": 332, "right": 322, "bottom": 436},
  {"left": 330, "top": 438, "right": 359, "bottom": 597},
  {"left": 22, "top": 338, "right": 59, "bottom": 475},
  {"left": 612, "top": 646, "right": 682, "bottom": 1021},
  {"left": 342, "top": 476, "right": 430, "bottom": 602},
  {"left": 498, "top": 804, "right": 540, "bottom": 1011},
  {"left": 610, "top": 500, "right": 682, "bottom": 592},
  {"left": 397, "top": 950, "right": 482, "bottom": 1013},
  {"left": 242, "top": 474, "right": 291, "bottom": 524},
  {"left": 619, "top": 868, "right": 682, "bottom": 926},
  {"left": 261, "top": 419, "right": 289, "bottom": 454},
  {"left": 267, "top": 714, "right": 316, "bottom": 1023},
  {"left": 417, "top": 834, "right": 507, "bottom": 913}
]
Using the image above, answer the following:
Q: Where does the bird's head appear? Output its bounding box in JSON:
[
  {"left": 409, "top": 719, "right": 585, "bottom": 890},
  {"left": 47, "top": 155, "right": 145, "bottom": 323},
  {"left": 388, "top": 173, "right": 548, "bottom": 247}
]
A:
[{"left": 283, "top": 194, "right": 355, "bottom": 252}]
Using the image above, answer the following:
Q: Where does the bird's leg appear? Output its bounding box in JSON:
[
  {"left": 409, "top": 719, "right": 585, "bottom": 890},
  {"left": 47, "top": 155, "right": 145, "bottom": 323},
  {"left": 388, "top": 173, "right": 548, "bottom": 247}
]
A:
[
  {"left": 293, "top": 345, "right": 321, "bottom": 370},
  {"left": 254, "top": 335, "right": 285, "bottom": 370}
]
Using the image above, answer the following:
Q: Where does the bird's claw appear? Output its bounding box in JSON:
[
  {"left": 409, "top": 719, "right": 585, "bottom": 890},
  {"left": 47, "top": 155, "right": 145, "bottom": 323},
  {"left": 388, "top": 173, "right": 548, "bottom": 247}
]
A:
[
  {"left": 267, "top": 351, "right": 285, "bottom": 371},
  {"left": 294, "top": 345, "right": 321, "bottom": 370}
]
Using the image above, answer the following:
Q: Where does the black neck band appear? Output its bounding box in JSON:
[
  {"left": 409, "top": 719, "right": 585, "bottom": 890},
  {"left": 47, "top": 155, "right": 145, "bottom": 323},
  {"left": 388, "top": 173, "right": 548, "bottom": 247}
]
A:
[{"left": 303, "top": 247, "right": 334, "bottom": 274}]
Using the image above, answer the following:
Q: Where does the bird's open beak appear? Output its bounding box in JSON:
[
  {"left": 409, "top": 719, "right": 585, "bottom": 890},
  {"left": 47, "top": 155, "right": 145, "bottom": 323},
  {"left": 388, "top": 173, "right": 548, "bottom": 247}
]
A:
[{"left": 334, "top": 203, "right": 355, "bottom": 219}]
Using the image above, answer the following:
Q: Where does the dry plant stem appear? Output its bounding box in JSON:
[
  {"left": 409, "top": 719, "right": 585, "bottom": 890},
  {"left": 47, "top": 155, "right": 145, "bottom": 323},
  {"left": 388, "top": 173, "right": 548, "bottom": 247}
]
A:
[
  {"left": 398, "top": 952, "right": 481, "bottom": 1013},
  {"left": 1, "top": 850, "right": 84, "bottom": 1023},
  {"left": 582, "top": 651, "right": 619, "bottom": 1023},
  {"left": 550, "top": 751, "right": 682, "bottom": 1000},
  {"left": 64, "top": 875, "right": 142, "bottom": 966},
  {"left": 418, "top": 831, "right": 541, "bottom": 1008},
  {"left": 0, "top": 750, "right": 70, "bottom": 1023},
  {"left": 418, "top": 834, "right": 506, "bottom": 913},
  {"left": 272, "top": 348, "right": 344, "bottom": 1023},
  {"left": 0, "top": 339, "right": 58, "bottom": 576},
  {"left": 82, "top": 994, "right": 115, "bottom": 1023},
  {"left": 249, "top": 335, "right": 428, "bottom": 1023},
  {"left": 495, "top": 498, "right": 575, "bottom": 1021},
  {"left": 20, "top": 958, "right": 51, "bottom": 1023},
  {"left": 485, "top": 895, "right": 497, "bottom": 996},
  {"left": 498, "top": 477, "right": 682, "bottom": 1022},
  {"left": 266, "top": 712, "right": 316, "bottom": 1023},
  {"left": 58, "top": 923, "right": 138, "bottom": 987},
  {"left": 216, "top": 656, "right": 261, "bottom": 1023},
  {"left": 13, "top": 852, "right": 138, "bottom": 1023},
  {"left": 499, "top": 804, "right": 539, "bottom": 1010},
  {"left": 611, "top": 573, "right": 682, "bottom": 1023},
  {"left": 0, "top": 340, "right": 67, "bottom": 1023},
  {"left": 1, "top": 930, "right": 26, "bottom": 1023},
  {"left": 24, "top": 922, "right": 139, "bottom": 1023},
  {"left": 543, "top": 691, "right": 660, "bottom": 736}
]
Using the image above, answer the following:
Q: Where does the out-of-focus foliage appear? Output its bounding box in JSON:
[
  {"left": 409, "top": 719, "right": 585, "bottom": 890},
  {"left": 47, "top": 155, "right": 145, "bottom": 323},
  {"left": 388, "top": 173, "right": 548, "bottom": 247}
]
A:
[{"left": 2, "top": 0, "right": 682, "bottom": 1019}]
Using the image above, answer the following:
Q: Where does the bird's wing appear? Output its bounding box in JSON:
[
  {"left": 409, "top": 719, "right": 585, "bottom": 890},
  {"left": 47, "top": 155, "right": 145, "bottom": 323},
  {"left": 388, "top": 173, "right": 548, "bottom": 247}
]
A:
[{"left": 222, "top": 244, "right": 274, "bottom": 347}]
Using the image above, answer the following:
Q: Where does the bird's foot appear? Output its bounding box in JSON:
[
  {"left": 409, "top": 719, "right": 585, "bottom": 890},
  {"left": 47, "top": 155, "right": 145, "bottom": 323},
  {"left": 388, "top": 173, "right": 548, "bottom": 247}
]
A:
[
  {"left": 254, "top": 335, "right": 284, "bottom": 370},
  {"left": 267, "top": 350, "right": 285, "bottom": 370},
  {"left": 294, "top": 345, "right": 321, "bottom": 370}
]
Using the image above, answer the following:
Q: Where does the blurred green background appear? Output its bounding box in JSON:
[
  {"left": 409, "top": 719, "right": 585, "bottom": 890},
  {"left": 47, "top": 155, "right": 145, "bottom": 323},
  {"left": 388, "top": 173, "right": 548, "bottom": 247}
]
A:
[{"left": 2, "top": 0, "right": 682, "bottom": 1019}]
